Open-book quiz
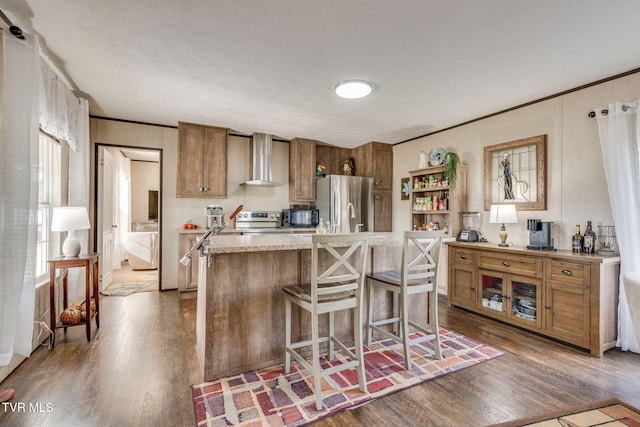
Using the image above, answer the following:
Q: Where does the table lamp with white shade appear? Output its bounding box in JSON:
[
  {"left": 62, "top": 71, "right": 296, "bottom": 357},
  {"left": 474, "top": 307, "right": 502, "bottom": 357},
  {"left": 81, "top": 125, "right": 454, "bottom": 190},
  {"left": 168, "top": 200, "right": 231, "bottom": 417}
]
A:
[
  {"left": 489, "top": 204, "right": 518, "bottom": 247},
  {"left": 51, "top": 206, "right": 91, "bottom": 257}
]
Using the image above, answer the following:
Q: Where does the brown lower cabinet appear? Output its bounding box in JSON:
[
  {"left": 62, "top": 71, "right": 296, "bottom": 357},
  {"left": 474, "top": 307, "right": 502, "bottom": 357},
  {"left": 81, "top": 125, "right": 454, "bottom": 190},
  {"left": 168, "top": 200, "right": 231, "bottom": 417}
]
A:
[
  {"left": 178, "top": 232, "right": 201, "bottom": 292},
  {"left": 447, "top": 241, "right": 620, "bottom": 356}
]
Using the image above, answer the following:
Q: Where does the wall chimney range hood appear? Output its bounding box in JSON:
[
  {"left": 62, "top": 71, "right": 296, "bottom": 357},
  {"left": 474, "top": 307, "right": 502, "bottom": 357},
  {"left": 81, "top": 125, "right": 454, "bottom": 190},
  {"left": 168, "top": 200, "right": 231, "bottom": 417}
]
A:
[{"left": 241, "top": 133, "right": 280, "bottom": 187}]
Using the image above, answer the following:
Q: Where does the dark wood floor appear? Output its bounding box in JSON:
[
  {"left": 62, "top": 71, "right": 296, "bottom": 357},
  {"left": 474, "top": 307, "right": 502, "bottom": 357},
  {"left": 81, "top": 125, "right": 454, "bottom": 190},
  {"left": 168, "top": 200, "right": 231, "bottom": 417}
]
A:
[{"left": 1, "top": 290, "right": 640, "bottom": 426}]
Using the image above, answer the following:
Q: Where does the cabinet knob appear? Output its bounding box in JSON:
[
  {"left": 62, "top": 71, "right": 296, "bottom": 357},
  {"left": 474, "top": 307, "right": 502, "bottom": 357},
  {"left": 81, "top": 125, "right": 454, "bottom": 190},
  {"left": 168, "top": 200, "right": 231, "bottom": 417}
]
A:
[
  {"left": 460, "top": 254, "right": 467, "bottom": 260},
  {"left": 298, "top": 191, "right": 301, "bottom": 196},
  {"left": 375, "top": 194, "right": 380, "bottom": 200},
  {"left": 561, "top": 269, "right": 573, "bottom": 276},
  {"left": 502, "top": 261, "right": 510, "bottom": 267},
  {"left": 203, "top": 186, "right": 208, "bottom": 192},
  {"left": 545, "top": 304, "right": 552, "bottom": 309},
  {"left": 470, "top": 286, "right": 475, "bottom": 290},
  {"left": 504, "top": 295, "right": 511, "bottom": 299}
]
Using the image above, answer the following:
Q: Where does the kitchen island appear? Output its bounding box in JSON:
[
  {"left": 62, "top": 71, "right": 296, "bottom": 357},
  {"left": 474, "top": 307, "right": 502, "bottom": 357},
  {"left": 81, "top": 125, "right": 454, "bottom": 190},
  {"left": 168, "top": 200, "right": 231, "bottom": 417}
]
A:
[{"left": 196, "top": 233, "right": 419, "bottom": 381}]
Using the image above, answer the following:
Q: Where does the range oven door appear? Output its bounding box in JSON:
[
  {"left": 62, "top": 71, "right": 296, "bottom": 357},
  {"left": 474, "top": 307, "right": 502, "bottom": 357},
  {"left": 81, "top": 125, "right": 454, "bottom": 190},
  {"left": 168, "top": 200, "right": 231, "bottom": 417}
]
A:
[{"left": 240, "top": 228, "right": 294, "bottom": 235}]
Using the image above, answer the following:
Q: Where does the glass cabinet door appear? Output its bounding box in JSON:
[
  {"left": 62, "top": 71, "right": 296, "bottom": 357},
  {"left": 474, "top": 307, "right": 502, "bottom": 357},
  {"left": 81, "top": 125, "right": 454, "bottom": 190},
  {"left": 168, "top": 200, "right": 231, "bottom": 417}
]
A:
[
  {"left": 479, "top": 270, "right": 505, "bottom": 317},
  {"left": 508, "top": 276, "right": 542, "bottom": 328},
  {"left": 479, "top": 270, "right": 543, "bottom": 329}
]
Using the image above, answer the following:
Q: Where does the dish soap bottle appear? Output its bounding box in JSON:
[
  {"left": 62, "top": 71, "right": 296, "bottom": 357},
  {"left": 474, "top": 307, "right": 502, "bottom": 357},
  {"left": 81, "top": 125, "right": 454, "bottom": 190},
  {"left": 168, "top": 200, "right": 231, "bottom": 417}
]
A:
[{"left": 316, "top": 218, "right": 327, "bottom": 234}]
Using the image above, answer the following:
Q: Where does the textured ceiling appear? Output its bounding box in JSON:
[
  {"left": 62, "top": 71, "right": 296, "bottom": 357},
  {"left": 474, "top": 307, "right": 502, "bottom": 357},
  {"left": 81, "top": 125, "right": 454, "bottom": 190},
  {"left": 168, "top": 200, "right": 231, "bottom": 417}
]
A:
[{"left": 3, "top": 0, "right": 640, "bottom": 148}]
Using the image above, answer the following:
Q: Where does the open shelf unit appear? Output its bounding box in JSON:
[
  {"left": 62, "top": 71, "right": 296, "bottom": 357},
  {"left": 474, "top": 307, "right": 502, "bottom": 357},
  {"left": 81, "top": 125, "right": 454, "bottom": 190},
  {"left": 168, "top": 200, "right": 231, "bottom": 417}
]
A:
[{"left": 409, "top": 164, "right": 467, "bottom": 237}]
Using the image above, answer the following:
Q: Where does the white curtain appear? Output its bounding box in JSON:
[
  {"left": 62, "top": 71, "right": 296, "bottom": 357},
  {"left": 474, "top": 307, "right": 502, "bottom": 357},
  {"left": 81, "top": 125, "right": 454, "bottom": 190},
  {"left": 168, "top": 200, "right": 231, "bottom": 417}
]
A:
[
  {"left": 0, "top": 34, "right": 40, "bottom": 365},
  {"left": 66, "top": 98, "right": 90, "bottom": 300},
  {"left": 595, "top": 101, "right": 640, "bottom": 353},
  {"left": 49, "top": 139, "right": 63, "bottom": 258},
  {"left": 40, "top": 61, "right": 78, "bottom": 151},
  {"left": 39, "top": 59, "right": 90, "bottom": 301}
]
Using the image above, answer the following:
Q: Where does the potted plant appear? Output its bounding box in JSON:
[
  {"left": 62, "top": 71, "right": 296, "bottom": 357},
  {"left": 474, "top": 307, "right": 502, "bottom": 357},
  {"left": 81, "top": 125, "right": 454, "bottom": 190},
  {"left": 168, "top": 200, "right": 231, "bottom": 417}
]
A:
[{"left": 444, "top": 152, "right": 460, "bottom": 191}]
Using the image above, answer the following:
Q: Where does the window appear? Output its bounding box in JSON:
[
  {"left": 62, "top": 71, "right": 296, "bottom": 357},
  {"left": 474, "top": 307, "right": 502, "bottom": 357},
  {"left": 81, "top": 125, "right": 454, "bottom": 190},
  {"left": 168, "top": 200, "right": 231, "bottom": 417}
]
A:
[{"left": 36, "top": 133, "right": 61, "bottom": 282}]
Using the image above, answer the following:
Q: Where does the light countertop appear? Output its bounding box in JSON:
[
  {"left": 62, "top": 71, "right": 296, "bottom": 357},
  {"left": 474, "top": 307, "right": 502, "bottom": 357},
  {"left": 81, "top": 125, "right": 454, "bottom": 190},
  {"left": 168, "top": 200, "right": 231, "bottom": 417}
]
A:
[
  {"left": 204, "top": 232, "right": 405, "bottom": 254},
  {"left": 179, "top": 227, "right": 316, "bottom": 235}
]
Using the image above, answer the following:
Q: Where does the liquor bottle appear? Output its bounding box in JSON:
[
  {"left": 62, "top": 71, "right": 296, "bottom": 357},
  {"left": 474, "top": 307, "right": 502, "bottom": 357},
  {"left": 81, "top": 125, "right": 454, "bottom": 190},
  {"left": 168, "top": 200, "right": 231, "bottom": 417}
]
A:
[
  {"left": 315, "top": 218, "right": 327, "bottom": 235},
  {"left": 571, "top": 225, "right": 584, "bottom": 253},
  {"left": 583, "top": 221, "right": 596, "bottom": 253}
]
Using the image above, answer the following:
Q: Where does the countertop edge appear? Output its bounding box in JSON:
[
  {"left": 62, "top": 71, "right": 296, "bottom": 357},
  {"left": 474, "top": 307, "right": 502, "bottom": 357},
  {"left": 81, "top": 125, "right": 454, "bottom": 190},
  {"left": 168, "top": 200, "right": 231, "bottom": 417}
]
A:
[
  {"left": 447, "top": 241, "right": 621, "bottom": 263},
  {"left": 204, "top": 232, "right": 405, "bottom": 254}
]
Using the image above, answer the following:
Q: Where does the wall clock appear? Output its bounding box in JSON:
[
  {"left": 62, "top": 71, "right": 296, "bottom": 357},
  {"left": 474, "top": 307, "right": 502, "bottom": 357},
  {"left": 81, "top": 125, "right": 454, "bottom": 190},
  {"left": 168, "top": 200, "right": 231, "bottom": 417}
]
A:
[{"left": 429, "top": 147, "right": 446, "bottom": 166}]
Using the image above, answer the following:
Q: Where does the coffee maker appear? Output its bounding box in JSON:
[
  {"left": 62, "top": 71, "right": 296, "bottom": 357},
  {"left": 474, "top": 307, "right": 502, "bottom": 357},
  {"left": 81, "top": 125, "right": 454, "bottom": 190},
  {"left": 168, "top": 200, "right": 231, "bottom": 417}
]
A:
[
  {"left": 204, "top": 205, "right": 224, "bottom": 228},
  {"left": 526, "top": 219, "right": 555, "bottom": 250}
]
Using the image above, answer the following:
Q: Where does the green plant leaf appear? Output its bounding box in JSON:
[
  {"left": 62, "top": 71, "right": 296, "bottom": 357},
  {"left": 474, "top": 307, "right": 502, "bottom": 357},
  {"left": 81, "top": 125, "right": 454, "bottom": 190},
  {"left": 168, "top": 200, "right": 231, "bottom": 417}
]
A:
[{"left": 444, "top": 152, "right": 460, "bottom": 191}]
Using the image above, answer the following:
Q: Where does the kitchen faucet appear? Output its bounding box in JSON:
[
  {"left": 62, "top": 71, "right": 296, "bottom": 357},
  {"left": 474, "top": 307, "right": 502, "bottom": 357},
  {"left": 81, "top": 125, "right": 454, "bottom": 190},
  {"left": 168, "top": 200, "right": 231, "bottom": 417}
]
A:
[{"left": 347, "top": 202, "right": 356, "bottom": 233}]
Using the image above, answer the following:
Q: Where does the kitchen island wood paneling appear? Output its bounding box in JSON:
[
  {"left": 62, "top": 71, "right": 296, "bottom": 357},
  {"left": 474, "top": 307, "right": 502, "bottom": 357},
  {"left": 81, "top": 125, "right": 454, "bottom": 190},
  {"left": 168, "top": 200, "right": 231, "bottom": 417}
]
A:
[{"left": 196, "top": 233, "right": 418, "bottom": 381}]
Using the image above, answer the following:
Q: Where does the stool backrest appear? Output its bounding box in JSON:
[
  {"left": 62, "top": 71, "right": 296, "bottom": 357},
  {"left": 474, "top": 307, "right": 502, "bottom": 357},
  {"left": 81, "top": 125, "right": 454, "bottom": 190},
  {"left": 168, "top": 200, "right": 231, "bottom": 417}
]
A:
[
  {"left": 311, "top": 233, "right": 370, "bottom": 301},
  {"left": 401, "top": 231, "right": 444, "bottom": 288}
]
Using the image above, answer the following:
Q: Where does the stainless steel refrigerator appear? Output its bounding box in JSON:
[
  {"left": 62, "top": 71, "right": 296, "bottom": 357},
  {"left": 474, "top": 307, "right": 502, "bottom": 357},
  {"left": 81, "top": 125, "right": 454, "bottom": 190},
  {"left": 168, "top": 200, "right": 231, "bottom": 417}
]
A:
[{"left": 316, "top": 175, "right": 374, "bottom": 233}]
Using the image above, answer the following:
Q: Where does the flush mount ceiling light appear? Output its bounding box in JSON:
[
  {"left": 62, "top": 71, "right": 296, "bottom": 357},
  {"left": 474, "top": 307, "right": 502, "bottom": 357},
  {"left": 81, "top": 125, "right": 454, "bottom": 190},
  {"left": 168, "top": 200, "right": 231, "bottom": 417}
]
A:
[{"left": 334, "top": 80, "right": 372, "bottom": 99}]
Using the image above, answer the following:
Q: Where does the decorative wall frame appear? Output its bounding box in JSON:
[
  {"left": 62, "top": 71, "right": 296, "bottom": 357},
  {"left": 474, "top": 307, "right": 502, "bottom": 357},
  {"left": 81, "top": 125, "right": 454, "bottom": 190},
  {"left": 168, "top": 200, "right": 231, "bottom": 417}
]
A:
[
  {"left": 401, "top": 177, "right": 410, "bottom": 200},
  {"left": 484, "top": 135, "right": 546, "bottom": 211}
]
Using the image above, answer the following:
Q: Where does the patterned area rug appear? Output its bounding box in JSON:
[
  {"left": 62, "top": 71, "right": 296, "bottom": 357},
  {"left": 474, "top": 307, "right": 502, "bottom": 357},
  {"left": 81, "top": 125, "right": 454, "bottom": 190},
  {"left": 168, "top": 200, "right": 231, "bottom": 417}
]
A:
[
  {"left": 491, "top": 398, "right": 640, "bottom": 426},
  {"left": 101, "top": 271, "right": 158, "bottom": 296},
  {"left": 191, "top": 328, "right": 503, "bottom": 426}
]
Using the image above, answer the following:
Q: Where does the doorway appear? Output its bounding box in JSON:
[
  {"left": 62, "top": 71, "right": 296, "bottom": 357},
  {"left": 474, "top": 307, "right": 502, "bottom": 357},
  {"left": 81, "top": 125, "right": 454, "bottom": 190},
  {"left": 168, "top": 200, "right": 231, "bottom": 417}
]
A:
[{"left": 96, "top": 144, "right": 163, "bottom": 293}]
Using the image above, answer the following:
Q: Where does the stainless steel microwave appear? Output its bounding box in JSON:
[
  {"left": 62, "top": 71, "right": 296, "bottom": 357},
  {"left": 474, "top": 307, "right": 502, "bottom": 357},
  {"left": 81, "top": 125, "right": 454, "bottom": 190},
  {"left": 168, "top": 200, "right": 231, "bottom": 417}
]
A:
[{"left": 281, "top": 209, "right": 319, "bottom": 228}]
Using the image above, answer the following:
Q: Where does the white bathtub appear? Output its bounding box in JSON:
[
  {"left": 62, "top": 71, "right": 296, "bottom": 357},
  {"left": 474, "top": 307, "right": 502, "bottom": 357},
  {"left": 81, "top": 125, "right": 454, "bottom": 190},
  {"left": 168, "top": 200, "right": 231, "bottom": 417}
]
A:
[{"left": 125, "top": 231, "right": 159, "bottom": 270}]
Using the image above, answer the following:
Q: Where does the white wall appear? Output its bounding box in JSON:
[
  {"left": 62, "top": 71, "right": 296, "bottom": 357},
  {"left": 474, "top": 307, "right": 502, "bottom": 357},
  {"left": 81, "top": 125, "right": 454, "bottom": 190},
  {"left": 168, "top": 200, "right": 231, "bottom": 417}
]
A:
[
  {"left": 91, "top": 121, "right": 291, "bottom": 290},
  {"left": 130, "top": 160, "right": 160, "bottom": 223},
  {"left": 91, "top": 71, "right": 640, "bottom": 287},
  {"left": 393, "top": 72, "right": 640, "bottom": 250}
]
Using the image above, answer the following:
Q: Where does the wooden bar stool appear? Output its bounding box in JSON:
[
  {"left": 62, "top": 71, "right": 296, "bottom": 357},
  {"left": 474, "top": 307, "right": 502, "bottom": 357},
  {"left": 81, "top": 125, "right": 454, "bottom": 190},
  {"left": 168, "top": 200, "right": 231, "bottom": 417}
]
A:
[
  {"left": 282, "top": 233, "right": 370, "bottom": 411},
  {"left": 366, "top": 231, "right": 443, "bottom": 370}
]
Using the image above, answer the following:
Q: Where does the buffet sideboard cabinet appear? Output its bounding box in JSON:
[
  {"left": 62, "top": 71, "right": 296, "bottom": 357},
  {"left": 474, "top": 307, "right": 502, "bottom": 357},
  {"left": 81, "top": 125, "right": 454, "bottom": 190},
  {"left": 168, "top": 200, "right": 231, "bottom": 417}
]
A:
[{"left": 447, "top": 241, "right": 620, "bottom": 356}]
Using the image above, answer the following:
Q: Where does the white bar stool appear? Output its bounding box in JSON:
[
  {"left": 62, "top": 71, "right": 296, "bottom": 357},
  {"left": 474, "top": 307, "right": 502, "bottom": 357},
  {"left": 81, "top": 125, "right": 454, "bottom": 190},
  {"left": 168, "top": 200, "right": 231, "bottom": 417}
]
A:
[
  {"left": 282, "top": 233, "right": 370, "bottom": 411},
  {"left": 366, "top": 231, "right": 444, "bottom": 370}
]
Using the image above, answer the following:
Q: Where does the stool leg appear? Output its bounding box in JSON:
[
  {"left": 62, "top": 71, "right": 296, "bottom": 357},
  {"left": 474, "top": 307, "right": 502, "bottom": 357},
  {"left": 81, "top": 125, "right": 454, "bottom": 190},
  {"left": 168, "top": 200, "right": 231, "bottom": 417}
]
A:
[
  {"left": 328, "top": 312, "right": 335, "bottom": 360},
  {"left": 400, "top": 292, "right": 412, "bottom": 370},
  {"left": 429, "top": 291, "right": 442, "bottom": 360},
  {"left": 354, "top": 298, "right": 366, "bottom": 393},
  {"left": 284, "top": 298, "right": 292, "bottom": 373},
  {"left": 366, "top": 282, "right": 374, "bottom": 346},
  {"left": 393, "top": 292, "right": 400, "bottom": 337},
  {"left": 311, "top": 312, "right": 323, "bottom": 410}
]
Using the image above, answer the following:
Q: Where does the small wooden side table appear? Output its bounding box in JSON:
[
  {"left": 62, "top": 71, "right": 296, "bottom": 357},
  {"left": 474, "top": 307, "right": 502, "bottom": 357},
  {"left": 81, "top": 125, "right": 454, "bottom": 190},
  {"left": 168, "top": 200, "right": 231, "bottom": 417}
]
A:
[{"left": 48, "top": 253, "right": 100, "bottom": 347}]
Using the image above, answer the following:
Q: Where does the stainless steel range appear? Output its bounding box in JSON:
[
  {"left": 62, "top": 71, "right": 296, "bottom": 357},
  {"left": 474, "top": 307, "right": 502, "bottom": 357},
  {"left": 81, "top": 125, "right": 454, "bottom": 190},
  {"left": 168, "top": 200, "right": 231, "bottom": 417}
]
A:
[{"left": 235, "top": 210, "right": 293, "bottom": 235}]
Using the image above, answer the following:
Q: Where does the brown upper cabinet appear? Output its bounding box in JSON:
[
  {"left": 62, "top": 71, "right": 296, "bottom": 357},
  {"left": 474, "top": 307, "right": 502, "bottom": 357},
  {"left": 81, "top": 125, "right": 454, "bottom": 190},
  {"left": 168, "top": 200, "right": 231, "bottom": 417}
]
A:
[
  {"left": 314, "top": 141, "right": 393, "bottom": 230},
  {"left": 351, "top": 142, "right": 393, "bottom": 190},
  {"left": 177, "top": 122, "right": 228, "bottom": 198},
  {"left": 352, "top": 142, "right": 393, "bottom": 231},
  {"left": 316, "top": 144, "right": 353, "bottom": 176},
  {"left": 289, "top": 137, "right": 316, "bottom": 202}
]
